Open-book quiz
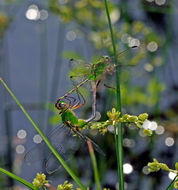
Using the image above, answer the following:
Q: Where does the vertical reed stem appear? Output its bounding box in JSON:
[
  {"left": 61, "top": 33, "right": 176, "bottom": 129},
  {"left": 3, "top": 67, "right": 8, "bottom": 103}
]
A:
[
  {"left": 104, "top": 1, "right": 124, "bottom": 189},
  {"left": 87, "top": 141, "right": 101, "bottom": 190}
]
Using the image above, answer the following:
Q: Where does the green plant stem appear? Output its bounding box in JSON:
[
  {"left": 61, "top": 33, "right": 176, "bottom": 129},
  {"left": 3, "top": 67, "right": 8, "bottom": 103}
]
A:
[
  {"left": 0, "top": 168, "right": 38, "bottom": 190},
  {"left": 104, "top": 0, "right": 124, "bottom": 189},
  {"left": 114, "top": 125, "right": 120, "bottom": 177},
  {"left": 166, "top": 175, "right": 177, "bottom": 190},
  {"left": 0, "top": 78, "right": 86, "bottom": 190},
  {"left": 87, "top": 141, "right": 101, "bottom": 190}
]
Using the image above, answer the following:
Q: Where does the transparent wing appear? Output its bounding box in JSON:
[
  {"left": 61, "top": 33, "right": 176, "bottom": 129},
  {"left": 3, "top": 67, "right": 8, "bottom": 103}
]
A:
[
  {"left": 24, "top": 124, "right": 78, "bottom": 173},
  {"left": 66, "top": 123, "right": 105, "bottom": 156},
  {"left": 44, "top": 145, "right": 69, "bottom": 174},
  {"left": 24, "top": 125, "right": 65, "bottom": 164},
  {"left": 110, "top": 44, "right": 145, "bottom": 67},
  {"left": 68, "top": 58, "right": 91, "bottom": 81},
  {"left": 24, "top": 123, "right": 105, "bottom": 174}
]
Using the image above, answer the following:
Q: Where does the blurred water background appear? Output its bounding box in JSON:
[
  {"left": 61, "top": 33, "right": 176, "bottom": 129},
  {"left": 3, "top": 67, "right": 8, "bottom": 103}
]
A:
[{"left": 0, "top": 0, "right": 177, "bottom": 189}]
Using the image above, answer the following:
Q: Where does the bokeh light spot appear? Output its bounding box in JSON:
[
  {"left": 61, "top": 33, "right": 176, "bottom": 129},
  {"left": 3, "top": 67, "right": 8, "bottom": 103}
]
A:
[
  {"left": 16, "top": 145, "right": 25, "bottom": 154},
  {"left": 144, "top": 63, "right": 154, "bottom": 72},
  {"left": 155, "top": 125, "right": 165, "bottom": 135},
  {"left": 33, "top": 134, "right": 42, "bottom": 144},
  {"left": 142, "top": 120, "right": 158, "bottom": 130},
  {"left": 123, "top": 138, "right": 135, "bottom": 148},
  {"left": 155, "top": 0, "right": 166, "bottom": 6},
  {"left": 168, "top": 172, "right": 177, "bottom": 180},
  {"left": 25, "top": 5, "right": 40, "bottom": 21},
  {"left": 128, "top": 37, "right": 140, "bottom": 47},
  {"left": 17, "top": 129, "right": 27, "bottom": 139},
  {"left": 165, "top": 137, "right": 174, "bottom": 147},
  {"left": 66, "top": 31, "right": 77, "bottom": 41},
  {"left": 123, "top": 163, "right": 133, "bottom": 174},
  {"left": 147, "top": 41, "right": 158, "bottom": 52},
  {"left": 110, "top": 9, "right": 120, "bottom": 24},
  {"left": 142, "top": 166, "right": 150, "bottom": 175},
  {"left": 40, "top": 10, "right": 48, "bottom": 20}
]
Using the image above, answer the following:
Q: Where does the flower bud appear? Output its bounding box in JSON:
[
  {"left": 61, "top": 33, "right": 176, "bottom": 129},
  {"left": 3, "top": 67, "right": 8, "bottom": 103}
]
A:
[{"left": 138, "top": 113, "right": 148, "bottom": 121}]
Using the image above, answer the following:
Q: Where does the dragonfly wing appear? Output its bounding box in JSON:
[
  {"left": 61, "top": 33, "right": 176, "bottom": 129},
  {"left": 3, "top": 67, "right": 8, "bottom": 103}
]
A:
[
  {"left": 44, "top": 128, "right": 79, "bottom": 174},
  {"left": 69, "top": 59, "right": 91, "bottom": 80},
  {"left": 24, "top": 123, "right": 80, "bottom": 173},
  {"left": 24, "top": 124, "right": 70, "bottom": 165},
  {"left": 67, "top": 123, "right": 105, "bottom": 156},
  {"left": 24, "top": 140, "right": 46, "bottom": 164},
  {"left": 45, "top": 145, "right": 69, "bottom": 174}
]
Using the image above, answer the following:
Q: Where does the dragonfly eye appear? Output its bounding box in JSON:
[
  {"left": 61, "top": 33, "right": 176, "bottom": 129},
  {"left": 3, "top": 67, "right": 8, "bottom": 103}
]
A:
[
  {"left": 58, "top": 102, "right": 65, "bottom": 107},
  {"left": 104, "top": 56, "right": 110, "bottom": 63},
  {"left": 58, "top": 103, "right": 62, "bottom": 108}
]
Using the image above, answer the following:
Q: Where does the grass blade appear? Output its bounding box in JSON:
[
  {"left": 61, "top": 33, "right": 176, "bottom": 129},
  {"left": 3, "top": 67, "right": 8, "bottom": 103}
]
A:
[{"left": 0, "top": 168, "right": 38, "bottom": 190}]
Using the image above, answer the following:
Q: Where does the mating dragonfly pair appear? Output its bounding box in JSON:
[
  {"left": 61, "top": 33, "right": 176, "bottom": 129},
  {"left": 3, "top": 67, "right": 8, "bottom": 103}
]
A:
[{"left": 24, "top": 46, "right": 138, "bottom": 174}]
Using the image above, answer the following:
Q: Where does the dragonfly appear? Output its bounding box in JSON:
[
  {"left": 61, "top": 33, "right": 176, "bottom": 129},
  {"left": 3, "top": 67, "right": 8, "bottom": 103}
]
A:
[
  {"left": 24, "top": 94, "right": 104, "bottom": 174},
  {"left": 56, "top": 45, "right": 139, "bottom": 113},
  {"left": 55, "top": 45, "right": 139, "bottom": 123}
]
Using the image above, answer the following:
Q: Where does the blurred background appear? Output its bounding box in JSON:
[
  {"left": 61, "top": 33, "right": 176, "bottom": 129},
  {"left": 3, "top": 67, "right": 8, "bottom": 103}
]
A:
[{"left": 0, "top": 0, "right": 177, "bottom": 189}]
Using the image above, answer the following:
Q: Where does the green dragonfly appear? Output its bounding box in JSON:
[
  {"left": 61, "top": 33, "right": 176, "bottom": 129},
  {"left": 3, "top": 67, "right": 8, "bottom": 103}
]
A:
[
  {"left": 24, "top": 94, "right": 104, "bottom": 174},
  {"left": 57, "top": 46, "right": 138, "bottom": 105},
  {"left": 56, "top": 45, "right": 138, "bottom": 121}
]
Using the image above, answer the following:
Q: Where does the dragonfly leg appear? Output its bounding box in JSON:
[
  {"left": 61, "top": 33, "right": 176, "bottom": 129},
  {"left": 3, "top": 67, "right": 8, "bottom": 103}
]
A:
[
  {"left": 71, "top": 90, "right": 86, "bottom": 110},
  {"left": 84, "top": 82, "right": 97, "bottom": 122},
  {"left": 96, "top": 80, "right": 101, "bottom": 88},
  {"left": 64, "top": 95, "right": 76, "bottom": 109},
  {"left": 69, "top": 77, "right": 86, "bottom": 111},
  {"left": 102, "top": 71, "right": 116, "bottom": 90},
  {"left": 104, "top": 83, "right": 116, "bottom": 90},
  {"left": 55, "top": 99, "right": 61, "bottom": 110}
]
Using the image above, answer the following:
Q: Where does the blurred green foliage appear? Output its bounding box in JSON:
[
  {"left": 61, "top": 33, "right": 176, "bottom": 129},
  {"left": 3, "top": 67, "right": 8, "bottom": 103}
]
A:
[
  {"left": 0, "top": 12, "right": 9, "bottom": 38},
  {"left": 48, "top": 0, "right": 165, "bottom": 112}
]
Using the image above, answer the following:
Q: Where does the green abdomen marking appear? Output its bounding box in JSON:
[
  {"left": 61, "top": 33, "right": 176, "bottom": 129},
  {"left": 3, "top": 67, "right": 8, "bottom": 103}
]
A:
[
  {"left": 90, "top": 62, "right": 106, "bottom": 81},
  {"left": 61, "top": 109, "right": 86, "bottom": 128},
  {"left": 61, "top": 109, "right": 79, "bottom": 126}
]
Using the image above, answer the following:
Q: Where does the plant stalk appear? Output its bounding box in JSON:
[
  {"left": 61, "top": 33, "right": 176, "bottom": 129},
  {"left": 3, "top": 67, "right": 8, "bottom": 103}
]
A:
[
  {"left": 87, "top": 141, "right": 101, "bottom": 190},
  {"left": 104, "top": 0, "right": 124, "bottom": 189}
]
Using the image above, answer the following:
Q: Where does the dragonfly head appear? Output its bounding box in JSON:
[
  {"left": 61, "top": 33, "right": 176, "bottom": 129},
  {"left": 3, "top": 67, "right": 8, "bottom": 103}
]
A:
[
  {"left": 102, "top": 55, "right": 111, "bottom": 64},
  {"left": 55, "top": 100, "right": 69, "bottom": 112}
]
